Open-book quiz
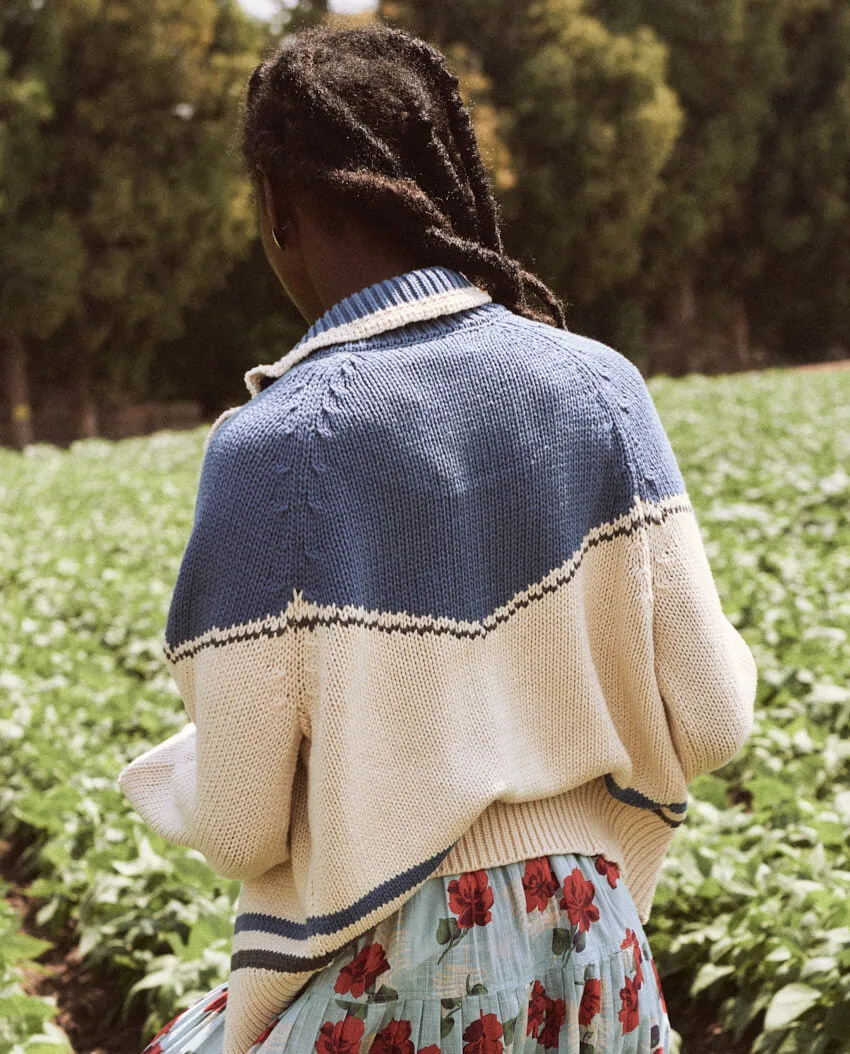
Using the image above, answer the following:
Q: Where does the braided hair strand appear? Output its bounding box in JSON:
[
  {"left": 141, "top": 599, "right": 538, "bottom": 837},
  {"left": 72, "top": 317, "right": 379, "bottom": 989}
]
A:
[{"left": 242, "top": 22, "right": 568, "bottom": 328}]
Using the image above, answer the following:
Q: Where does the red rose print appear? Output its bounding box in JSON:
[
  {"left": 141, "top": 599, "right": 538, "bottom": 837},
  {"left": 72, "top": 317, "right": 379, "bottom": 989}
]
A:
[
  {"left": 522, "top": 857, "right": 560, "bottom": 913},
  {"left": 372, "top": 1018, "right": 415, "bottom": 1054},
  {"left": 538, "top": 996, "right": 566, "bottom": 1049},
  {"left": 252, "top": 1017, "right": 279, "bottom": 1046},
  {"left": 333, "top": 941, "right": 390, "bottom": 997},
  {"left": 578, "top": 976, "right": 602, "bottom": 1026},
  {"left": 618, "top": 975, "right": 641, "bottom": 1034},
  {"left": 418, "top": 1048, "right": 442, "bottom": 1054},
  {"left": 621, "top": 929, "right": 644, "bottom": 988},
  {"left": 204, "top": 990, "right": 228, "bottom": 1013},
  {"left": 526, "top": 979, "right": 548, "bottom": 1038},
  {"left": 315, "top": 1012, "right": 366, "bottom": 1054},
  {"left": 462, "top": 1010, "right": 504, "bottom": 1054},
  {"left": 594, "top": 855, "right": 621, "bottom": 888},
  {"left": 448, "top": 871, "right": 494, "bottom": 929},
  {"left": 559, "top": 868, "right": 600, "bottom": 932},
  {"left": 652, "top": 958, "right": 668, "bottom": 1015}
]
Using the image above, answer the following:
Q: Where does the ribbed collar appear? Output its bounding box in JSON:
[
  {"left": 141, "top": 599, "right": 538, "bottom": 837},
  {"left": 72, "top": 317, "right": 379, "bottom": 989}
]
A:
[{"left": 244, "top": 265, "right": 491, "bottom": 398}]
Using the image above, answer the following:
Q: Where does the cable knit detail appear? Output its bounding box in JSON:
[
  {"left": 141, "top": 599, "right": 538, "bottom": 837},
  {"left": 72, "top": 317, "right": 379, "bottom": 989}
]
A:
[{"left": 117, "top": 264, "right": 757, "bottom": 1054}]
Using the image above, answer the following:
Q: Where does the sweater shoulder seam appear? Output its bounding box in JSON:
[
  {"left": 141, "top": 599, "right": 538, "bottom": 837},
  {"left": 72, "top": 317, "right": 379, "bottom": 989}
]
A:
[{"left": 519, "top": 324, "right": 641, "bottom": 506}]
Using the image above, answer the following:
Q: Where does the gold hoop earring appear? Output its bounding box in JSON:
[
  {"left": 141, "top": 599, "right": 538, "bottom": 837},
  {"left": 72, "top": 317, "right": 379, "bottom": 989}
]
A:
[{"left": 272, "top": 224, "right": 288, "bottom": 251}]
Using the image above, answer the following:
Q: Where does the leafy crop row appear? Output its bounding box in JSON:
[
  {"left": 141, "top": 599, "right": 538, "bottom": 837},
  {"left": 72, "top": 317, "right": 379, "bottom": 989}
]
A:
[
  {"left": 0, "top": 364, "right": 848, "bottom": 1053},
  {"left": 0, "top": 889, "right": 71, "bottom": 1053}
]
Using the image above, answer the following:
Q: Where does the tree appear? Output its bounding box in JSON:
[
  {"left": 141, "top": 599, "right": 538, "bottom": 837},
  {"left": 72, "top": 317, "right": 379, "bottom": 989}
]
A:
[
  {"left": 284, "top": 0, "right": 331, "bottom": 32},
  {"left": 381, "top": 0, "right": 682, "bottom": 351},
  {"left": 739, "top": 0, "right": 850, "bottom": 358},
  {"left": 590, "top": 0, "right": 793, "bottom": 369},
  {"left": 0, "top": 4, "right": 84, "bottom": 447},
  {"left": 10, "top": 0, "right": 263, "bottom": 439},
  {"left": 508, "top": 1, "right": 682, "bottom": 313}
]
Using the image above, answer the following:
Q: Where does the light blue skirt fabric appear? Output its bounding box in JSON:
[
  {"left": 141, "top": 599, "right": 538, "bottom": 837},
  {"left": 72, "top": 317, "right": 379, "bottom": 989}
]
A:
[{"left": 142, "top": 853, "right": 671, "bottom": 1054}]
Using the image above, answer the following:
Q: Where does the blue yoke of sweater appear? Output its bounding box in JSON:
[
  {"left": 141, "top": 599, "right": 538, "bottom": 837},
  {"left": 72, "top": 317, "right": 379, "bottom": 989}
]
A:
[{"left": 164, "top": 265, "right": 685, "bottom": 655}]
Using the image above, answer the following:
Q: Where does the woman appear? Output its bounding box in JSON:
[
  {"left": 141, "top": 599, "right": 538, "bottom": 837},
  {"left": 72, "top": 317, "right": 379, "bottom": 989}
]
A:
[{"left": 118, "top": 20, "right": 758, "bottom": 1054}]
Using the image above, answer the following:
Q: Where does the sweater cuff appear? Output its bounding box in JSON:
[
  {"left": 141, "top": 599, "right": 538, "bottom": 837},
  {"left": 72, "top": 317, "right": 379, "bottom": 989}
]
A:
[{"left": 117, "top": 722, "right": 197, "bottom": 846}]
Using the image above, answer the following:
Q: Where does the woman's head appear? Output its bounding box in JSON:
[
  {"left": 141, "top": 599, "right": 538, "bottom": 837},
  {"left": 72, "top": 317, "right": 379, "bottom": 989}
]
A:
[{"left": 242, "top": 22, "right": 567, "bottom": 328}]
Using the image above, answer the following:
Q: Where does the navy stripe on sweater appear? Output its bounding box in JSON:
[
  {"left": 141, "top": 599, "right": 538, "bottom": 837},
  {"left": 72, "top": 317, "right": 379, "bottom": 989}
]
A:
[
  {"left": 230, "top": 777, "right": 688, "bottom": 955},
  {"left": 233, "top": 842, "right": 457, "bottom": 940}
]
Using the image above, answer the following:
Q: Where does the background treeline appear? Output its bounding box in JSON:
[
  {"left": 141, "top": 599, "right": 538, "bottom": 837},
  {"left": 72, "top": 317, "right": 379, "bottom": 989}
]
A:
[{"left": 2, "top": 0, "right": 849, "bottom": 448}]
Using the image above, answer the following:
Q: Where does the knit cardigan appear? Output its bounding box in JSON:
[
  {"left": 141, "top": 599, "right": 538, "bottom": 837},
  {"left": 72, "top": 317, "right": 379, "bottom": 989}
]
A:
[{"left": 117, "top": 264, "right": 758, "bottom": 1053}]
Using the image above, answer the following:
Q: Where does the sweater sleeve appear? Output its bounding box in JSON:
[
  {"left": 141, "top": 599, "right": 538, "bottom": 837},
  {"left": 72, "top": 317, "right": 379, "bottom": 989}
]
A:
[
  {"left": 604, "top": 355, "right": 758, "bottom": 784},
  {"left": 117, "top": 410, "right": 309, "bottom": 881},
  {"left": 116, "top": 641, "right": 305, "bottom": 881}
]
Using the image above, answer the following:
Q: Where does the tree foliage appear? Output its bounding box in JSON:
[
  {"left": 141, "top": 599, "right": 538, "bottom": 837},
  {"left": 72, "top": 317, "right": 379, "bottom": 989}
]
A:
[
  {"left": 0, "top": 4, "right": 84, "bottom": 343},
  {"left": 1, "top": 0, "right": 263, "bottom": 423},
  {"left": 382, "top": 0, "right": 850, "bottom": 365},
  {"left": 739, "top": 0, "right": 850, "bottom": 355},
  {"left": 509, "top": 0, "right": 682, "bottom": 308},
  {"left": 2, "top": 0, "right": 850, "bottom": 443},
  {"left": 381, "top": 0, "right": 682, "bottom": 342}
]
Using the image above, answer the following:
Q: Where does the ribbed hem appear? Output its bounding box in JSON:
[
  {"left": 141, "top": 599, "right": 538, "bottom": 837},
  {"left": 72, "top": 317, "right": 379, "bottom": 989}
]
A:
[{"left": 430, "top": 777, "right": 677, "bottom": 924}]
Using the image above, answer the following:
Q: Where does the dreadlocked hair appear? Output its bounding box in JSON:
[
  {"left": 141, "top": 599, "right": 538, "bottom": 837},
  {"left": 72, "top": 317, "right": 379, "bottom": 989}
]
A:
[{"left": 242, "top": 22, "right": 568, "bottom": 329}]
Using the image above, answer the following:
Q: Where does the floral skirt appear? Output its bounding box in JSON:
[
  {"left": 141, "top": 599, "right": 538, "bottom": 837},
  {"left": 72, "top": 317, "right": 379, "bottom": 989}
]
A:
[{"left": 143, "top": 853, "right": 671, "bottom": 1054}]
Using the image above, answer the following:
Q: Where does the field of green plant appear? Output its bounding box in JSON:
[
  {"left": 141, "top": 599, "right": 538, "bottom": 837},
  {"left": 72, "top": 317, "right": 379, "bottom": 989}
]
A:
[{"left": 1, "top": 363, "right": 849, "bottom": 1054}]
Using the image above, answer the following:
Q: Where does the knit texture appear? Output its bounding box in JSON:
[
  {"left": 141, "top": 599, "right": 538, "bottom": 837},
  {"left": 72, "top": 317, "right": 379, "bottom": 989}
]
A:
[{"left": 117, "top": 265, "right": 758, "bottom": 1054}]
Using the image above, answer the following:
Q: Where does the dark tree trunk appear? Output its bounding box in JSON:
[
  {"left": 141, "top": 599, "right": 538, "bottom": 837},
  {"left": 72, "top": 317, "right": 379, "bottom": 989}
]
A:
[
  {"left": 732, "top": 296, "right": 750, "bottom": 367},
  {"left": 670, "top": 272, "right": 697, "bottom": 329},
  {"left": 69, "top": 339, "right": 98, "bottom": 440},
  {"left": 3, "top": 332, "right": 34, "bottom": 450},
  {"left": 654, "top": 273, "right": 699, "bottom": 377}
]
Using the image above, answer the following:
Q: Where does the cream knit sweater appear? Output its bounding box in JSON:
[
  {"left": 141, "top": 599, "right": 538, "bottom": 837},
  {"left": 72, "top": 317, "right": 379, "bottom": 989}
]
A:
[{"left": 118, "top": 265, "right": 758, "bottom": 1053}]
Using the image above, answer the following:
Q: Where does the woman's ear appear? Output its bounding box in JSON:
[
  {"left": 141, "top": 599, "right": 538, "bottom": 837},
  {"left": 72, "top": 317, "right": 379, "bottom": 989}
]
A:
[
  {"left": 258, "top": 168, "right": 283, "bottom": 234},
  {"left": 257, "top": 168, "right": 295, "bottom": 254}
]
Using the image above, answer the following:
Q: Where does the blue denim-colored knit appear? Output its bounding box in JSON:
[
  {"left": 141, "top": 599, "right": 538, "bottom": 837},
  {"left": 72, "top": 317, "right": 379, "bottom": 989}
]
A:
[{"left": 165, "top": 265, "right": 684, "bottom": 652}]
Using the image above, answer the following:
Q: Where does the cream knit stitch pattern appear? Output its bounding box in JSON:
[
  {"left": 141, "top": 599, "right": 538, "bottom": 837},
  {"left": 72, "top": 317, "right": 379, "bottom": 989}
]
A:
[{"left": 117, "top": 265, "right": 758, "bottom": 1054}]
